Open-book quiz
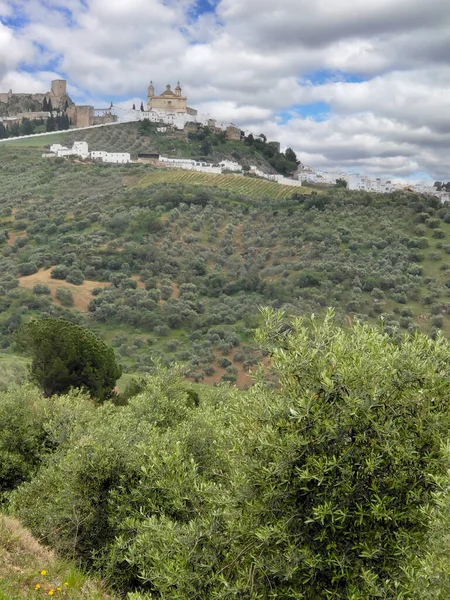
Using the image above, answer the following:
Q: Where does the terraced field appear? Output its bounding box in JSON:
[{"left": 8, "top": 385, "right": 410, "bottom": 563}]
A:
[{"left": 134, "top": 169, "right": 316, "bottom": 199}]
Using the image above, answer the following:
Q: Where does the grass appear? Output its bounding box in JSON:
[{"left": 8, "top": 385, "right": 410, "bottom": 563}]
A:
[
  {"left": 134, "top": 169, "right": 317, "bottom": 200},
  {"left": 0, "top": 515, "right": 115, "bottom": 599},
  {"left": 0, "top": 132, "right": 73, "bottom": 148}
]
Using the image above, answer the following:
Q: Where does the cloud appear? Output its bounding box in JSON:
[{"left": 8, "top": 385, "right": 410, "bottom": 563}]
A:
[{"left": 0, "top": 0, "right": 449, "bottom": 179}]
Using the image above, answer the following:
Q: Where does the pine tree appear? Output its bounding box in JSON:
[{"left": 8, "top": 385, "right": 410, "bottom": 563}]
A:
[
  {"left": 140, "top": 101, "right": 144, "bottom": 111},
  {"left": 132, "top": 103, "right": 136, "bottom": 110},
  {"left": 21, "top": 318, "right": 122, "bottom": 401}
]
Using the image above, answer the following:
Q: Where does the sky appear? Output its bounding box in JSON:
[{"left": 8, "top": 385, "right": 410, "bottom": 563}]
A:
[{"left": 1, "top": 0, "right": 449, "bottom": 181}]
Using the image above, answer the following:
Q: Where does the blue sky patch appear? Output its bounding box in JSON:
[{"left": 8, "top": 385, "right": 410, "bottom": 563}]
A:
[
  {"left": 276, "top": 102, "right": 331, "bottom": 124},
  {"left": 190, "top": 0, "right": 218, "bottom": 19},
  {"left": 300, "top": 69, "right": 367, "bottom": 86}
]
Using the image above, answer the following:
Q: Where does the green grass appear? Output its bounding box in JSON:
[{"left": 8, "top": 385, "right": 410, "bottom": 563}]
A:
[
  {"left": 0, "top": 132, "right": 73, "bottom": 147},
  {"left": 134, "top": 169, "right": 317, "bottom": 200}
]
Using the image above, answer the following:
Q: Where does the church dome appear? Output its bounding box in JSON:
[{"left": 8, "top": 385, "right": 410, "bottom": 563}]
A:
[{"left": 161, "top": 84, "right": 176, "bottom": 96}]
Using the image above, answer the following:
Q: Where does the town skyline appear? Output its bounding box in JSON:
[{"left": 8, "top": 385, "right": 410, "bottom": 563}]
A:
[{"left": 0, "top": 0, "right": 449, "bottom": 181}]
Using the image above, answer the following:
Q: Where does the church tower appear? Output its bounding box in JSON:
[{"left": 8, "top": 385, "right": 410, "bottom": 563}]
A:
[
  {"left": 147, "top": 81, "right": 155, "bottom": 110},
  {"left": 175, "top": 82, "right": 182, "bottom": 97}
]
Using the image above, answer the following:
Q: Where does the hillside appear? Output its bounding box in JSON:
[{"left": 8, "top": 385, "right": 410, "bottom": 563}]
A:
[
  {"left": 1, "top": 120, "right": 294, "bottom": 174},
  {"left": 0, "top": 143, "right": 450, "bottom": 386}
]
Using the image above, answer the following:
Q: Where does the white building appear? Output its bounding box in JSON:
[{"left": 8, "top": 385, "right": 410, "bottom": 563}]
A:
[
  {"left": 72, "top": 141, "right": 89, "bottom": 159},
  {"left": 46, "top": 142, "right": 131, "bottom": 163},
  {"left": 158, "top": 156, "right": 242, "bottom": 174},
  {"left": 91, "top": 150, "right": 131, "bottom": 164}
]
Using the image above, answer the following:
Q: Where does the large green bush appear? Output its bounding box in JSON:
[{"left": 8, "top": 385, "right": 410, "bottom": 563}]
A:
[{"left": 9, "top": 316, "right": 450, "bottom": 598}]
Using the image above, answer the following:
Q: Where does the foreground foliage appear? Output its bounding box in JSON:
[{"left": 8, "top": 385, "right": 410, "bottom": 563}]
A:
[{"left": 2, "top": 313, "right": 449, "bottom": 598}]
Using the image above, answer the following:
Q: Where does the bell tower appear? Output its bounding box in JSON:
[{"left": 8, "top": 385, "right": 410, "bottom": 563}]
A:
[
  {"left": 175, "top": 81, "right": 182, "bottom": 97},
  {"left": 147, "top": 80, "right": 155, "bottom": 110}
]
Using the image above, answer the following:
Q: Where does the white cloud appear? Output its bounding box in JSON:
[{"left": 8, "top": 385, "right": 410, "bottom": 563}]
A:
[{"left": 0, "top": 0, "right": 449, "bottom": 179}]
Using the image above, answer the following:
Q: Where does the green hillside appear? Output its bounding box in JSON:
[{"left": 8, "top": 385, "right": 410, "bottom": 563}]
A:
[
  {"left": 1, "top": 137, "right": 450, "bottom": 599},
  {"left": 0, "top": 121, "right": 277, "bottom": 169},
  {"left": 0, "top": 144, "right": 449, "bottom": 386}
]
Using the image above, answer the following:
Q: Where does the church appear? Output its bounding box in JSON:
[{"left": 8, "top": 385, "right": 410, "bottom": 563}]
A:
[{"left": 147, "top": 82, "right": 197, "bottom": 116}]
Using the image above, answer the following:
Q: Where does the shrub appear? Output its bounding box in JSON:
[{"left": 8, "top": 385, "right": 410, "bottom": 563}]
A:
[
  {"left": 242, "top": 309, "right": 450, "bottom": 598},
  {"left": 0, "top": 386, "right": 49, "bottom": 499},
  {"left": 55, "top": 288, "right": 74, "bottom": 307},
  {"left": 32, "top": 283, "right": 51, "bottom": 295},
  {"left": 18, "top": 262, "right": 37, "bottom": 277},
  {"left": 50, "top": 265, "right": 68, "bottom": 280},
  {"left": 66, "top": 269, "right": 84, "bottom": 285}
]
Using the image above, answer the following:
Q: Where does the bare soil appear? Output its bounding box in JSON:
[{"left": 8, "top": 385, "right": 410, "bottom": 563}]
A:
[{"left": 19, "top": 268, "right": 110, "bottom": 312}]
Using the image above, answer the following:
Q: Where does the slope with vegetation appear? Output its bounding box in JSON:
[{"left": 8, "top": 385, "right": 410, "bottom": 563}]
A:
[
  {"left": 1, "top": 120, "right": 299, "bottom": 176},
  {"left": 1, "top": 144, "right": 450, "bottom": 385},
  {"left": 0, "top": 314, "right": 450, "bottom": 598}
]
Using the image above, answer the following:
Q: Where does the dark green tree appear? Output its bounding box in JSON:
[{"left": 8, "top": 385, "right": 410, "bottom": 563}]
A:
[
  {"left": 140, "top": 101, "right": 144, "bottom": 111},
  {"left": 19, "top": 118, "right": 35, "bottom": 136},
  {"left": 336, "top": 177, "right": 348, "bottom": 188},
  {"left": 21, "top": 318, "right": 122, "bottom": 401},
  {"left": 46, "top": 114, "right": 56, "bottom": 132},
  {"left": 284, "top": 146, "right": 298, "bottom": 163}
]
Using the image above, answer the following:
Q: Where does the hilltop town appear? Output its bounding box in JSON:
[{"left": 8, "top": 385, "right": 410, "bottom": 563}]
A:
[{"left": 0, "top": 78, "right": 447, "bottom": 200}]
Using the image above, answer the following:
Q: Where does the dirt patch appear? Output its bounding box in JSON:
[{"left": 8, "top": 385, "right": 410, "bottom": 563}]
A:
[
  {"left": 131, "top": 275, "right": 146, "bottom": 289},
  {"left": 19, "top": 268, "right": 110, "bottom": 312},
  {"left": 7, "top": 231, "right": 25, "bottom": 245},
  {"left": 193, "top": 348, "right": 254, "bottom": 389}
]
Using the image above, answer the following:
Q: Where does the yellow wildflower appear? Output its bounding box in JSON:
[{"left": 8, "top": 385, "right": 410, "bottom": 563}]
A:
[
  {"left": 40, "top": 570, "right": 47, "bottom": 576},
  {"left": 48, "top": 591, "right": 54, "bottom": 596},
  {"left": 63, "top": 582, "right": 69, "bottom": 587},
  {"left": 57, "top": 588, "right": 61, "bottom": 591},
  {"left": 35, "top": 584, "right": 41, "bottom": 590}
]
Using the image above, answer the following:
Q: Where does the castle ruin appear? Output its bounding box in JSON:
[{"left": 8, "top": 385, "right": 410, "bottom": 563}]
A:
[{"left": 0, "top": 79, "right": 116, "bottom": 128}]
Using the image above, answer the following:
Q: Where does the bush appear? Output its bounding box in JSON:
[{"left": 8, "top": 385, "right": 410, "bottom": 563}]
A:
[
  {"left": 55, "top": 288, "right": 74, "bottom": 307},
  {"left": 51, "top": 265, "right": 68, "bottom": 280},
  {"left": 0, "top": 386, "right": 49, "bottom": 500},
  {"left": 66, "top": 268, "right": 84, "bottom": 285},
  {"left": 18, "top": 262, "right": 37, "bottom": 277},
  {"left": 243, "top": 309, "right": 450, "bottom": 598},
  {"left": 32, "top": 283, "right": 51, "bottom": 295},
  {"left": 7, "top": 315, "right": 450, "bottom": 598}
]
